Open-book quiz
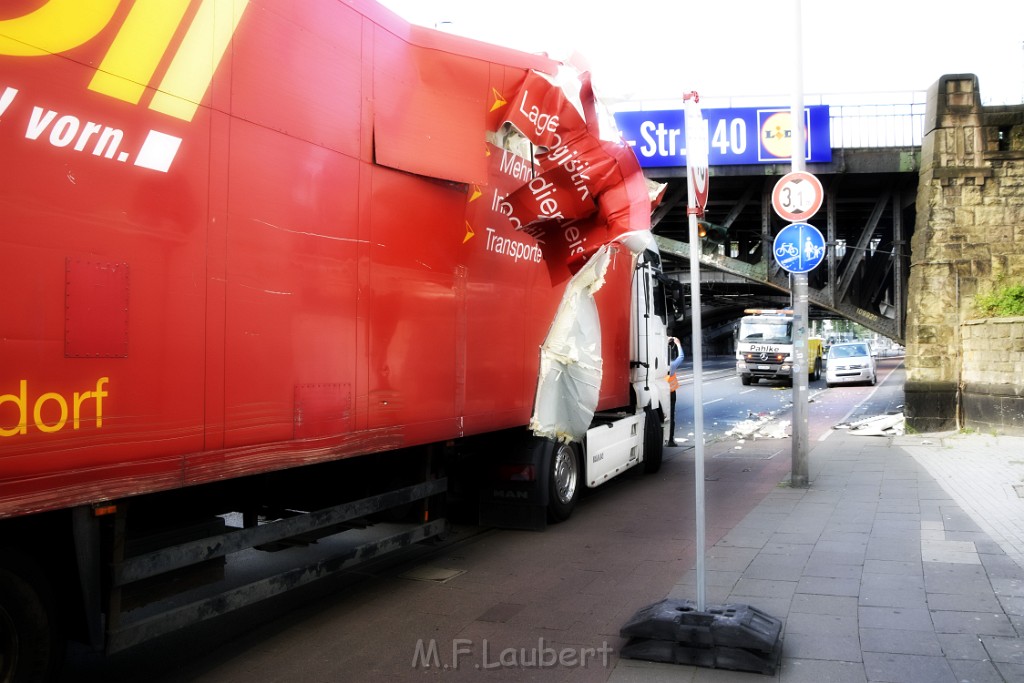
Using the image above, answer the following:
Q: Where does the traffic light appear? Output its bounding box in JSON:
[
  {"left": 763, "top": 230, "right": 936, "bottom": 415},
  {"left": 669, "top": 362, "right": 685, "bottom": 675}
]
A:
[{"left": 697, "top": 220, "right": 728, "bottom": 244}]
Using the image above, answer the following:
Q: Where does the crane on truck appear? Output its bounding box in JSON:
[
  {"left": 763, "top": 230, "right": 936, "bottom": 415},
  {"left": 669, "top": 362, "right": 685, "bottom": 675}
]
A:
[
  {"left": 0, "top": 1, "right": 672, "bottom": 679},
  {"left": 735, "top": 309, "right": 824, "bottom": 386}
]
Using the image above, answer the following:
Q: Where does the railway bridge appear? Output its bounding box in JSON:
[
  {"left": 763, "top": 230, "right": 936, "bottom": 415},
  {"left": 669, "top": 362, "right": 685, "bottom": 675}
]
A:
[
  {"left": 615, "top": 88, "right": 923, "bottom": 347},
  {"left": 616, "top": 74, "right": 1024, "bottom": 433}
]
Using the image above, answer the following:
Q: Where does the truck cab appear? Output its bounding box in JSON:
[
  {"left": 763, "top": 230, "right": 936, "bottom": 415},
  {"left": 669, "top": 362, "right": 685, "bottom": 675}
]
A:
[{"left": 735, "top": 309, "right": 823, "bottom": 386}]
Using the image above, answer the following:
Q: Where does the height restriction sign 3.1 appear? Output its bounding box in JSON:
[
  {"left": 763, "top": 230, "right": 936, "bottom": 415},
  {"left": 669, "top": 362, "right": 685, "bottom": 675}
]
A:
[{"left": 771, "top": 171, "right": 823, "bottom": 222}]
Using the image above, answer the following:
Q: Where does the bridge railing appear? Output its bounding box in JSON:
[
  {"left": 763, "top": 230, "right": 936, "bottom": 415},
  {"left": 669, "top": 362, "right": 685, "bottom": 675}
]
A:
[
  {"left": 695, "top": 91, "right": 928, "bottom": 149},
  {"left": 819, "top": 91, "right": 927, "bottom": 148}
]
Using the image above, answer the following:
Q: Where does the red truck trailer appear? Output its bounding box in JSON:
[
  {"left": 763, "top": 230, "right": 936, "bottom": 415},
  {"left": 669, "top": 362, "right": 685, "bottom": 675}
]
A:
[{"left": 0, "top": 1, "right": 673, "bottom": 678}]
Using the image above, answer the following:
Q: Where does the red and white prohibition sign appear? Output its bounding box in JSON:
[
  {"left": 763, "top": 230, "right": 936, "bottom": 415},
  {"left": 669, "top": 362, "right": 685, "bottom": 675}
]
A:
[{"left": 771, "top": 171, "right": 823, "bottom": 222}]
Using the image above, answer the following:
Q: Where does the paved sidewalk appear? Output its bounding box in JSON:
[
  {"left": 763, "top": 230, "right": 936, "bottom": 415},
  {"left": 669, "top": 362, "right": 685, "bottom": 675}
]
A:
[{"left": 611, "top": 429, "right": 1024, "bottom": 683}]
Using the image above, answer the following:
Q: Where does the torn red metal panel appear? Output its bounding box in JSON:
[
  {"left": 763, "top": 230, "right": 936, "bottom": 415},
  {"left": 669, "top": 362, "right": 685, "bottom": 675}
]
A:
[
  {"left": 369, "top": 6, "right": 555, "bottom": 186},
  {"left": 498, "top": 163, "right": 596, "bottom": 228},
  {"left": 371, "top": 26, "right": 490, "bottom": 184},
  {"left": 503, "top": 70, "right": 587, "bottom": 149},
  {"left": 369, "top": 28, "right": 651, "bottom": 277},
  {"left": 499, "top": 69, "right": 653, "bottom": 278}
]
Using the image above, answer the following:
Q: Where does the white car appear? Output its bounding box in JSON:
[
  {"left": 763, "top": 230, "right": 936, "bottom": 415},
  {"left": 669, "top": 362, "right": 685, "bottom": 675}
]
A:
[{"left": 825, "top": 341, "right": 877, "bottom": 387}]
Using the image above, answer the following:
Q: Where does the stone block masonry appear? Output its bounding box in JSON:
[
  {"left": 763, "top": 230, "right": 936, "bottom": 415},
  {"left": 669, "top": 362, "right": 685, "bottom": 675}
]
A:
[
  {"left": 905, "top": 74, "right": 1024, "bottom": 433},
  {"left": 960, "top": 318, "right": 1024, "bottom": 435}
]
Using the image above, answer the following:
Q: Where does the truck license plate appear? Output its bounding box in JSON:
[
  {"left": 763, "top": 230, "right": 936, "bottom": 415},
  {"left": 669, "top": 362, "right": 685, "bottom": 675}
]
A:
[{"left": 758, "top": 365, "right": 771, "bottom": 370}]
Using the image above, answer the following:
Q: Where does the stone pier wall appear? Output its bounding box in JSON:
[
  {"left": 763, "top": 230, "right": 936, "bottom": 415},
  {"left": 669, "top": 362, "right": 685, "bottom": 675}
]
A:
[
  {"left": 904, "top": 75, "right": 1024, "bottom": 433},
  {"left": 960, "top": 318, "right": 1024, "bottom": 435}
]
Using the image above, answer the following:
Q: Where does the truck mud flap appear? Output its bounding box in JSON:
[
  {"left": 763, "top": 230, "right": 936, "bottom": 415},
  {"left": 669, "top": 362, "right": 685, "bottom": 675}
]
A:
[{"left": 619, "top": 598, "right": 783, "bottom": 675}]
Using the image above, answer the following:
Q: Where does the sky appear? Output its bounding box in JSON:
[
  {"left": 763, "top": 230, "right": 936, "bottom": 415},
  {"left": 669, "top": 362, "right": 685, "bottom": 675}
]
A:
[{"left": 376, "top": 0, "right": 1024, "bottom": 108}]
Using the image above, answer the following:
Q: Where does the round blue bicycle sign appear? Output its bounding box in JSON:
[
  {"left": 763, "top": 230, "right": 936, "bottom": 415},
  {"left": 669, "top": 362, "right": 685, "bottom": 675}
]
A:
[{"left": 773, "top": 222, "right": 826, "bottom": 273}]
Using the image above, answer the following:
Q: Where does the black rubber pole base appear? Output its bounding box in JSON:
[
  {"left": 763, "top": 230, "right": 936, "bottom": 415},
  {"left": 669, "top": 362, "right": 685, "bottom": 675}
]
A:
[{"left": 619, "top": 598, "right": 783, "bottom": 675}]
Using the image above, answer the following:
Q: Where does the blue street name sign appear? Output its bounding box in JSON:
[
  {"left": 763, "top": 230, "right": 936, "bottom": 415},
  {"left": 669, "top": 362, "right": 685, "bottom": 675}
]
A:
[
  {"left": 773, "top": 222, "right": 826, "bottom": 274},
  {"left": 613, "top": 105, "right": 831, "bottom": 168}
]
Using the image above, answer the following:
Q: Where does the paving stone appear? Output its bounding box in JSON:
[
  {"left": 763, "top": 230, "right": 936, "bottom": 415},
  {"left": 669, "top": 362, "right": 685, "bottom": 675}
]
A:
[
  {"left": 815, "top": 539, "right": 869, "bottom": 554},
  {"left": 993, "top": 661, "right": 1024, "bottom": 681},
  {"left": 862, "top": 652, "right": 956, "bottom": 683},
  {"left": 980, "top": 553, "right": 1024, "bottom": 579},
  {"left": 786, "top": 612, "right": 858, "bottom": 637},
  {"left": 862, "top": 559, "right": 922, "bottom": 576},
  {"left": 807, "top": 548, "right": 866, "bottom": 567},
  {"left": 936, "top": 632, "right": 990, "bottom": 660},
  {"left": 924, "top": 563, "right": 993, "bottom": 594},
  {"left": 860, "top": 627, "right": 943, "bottom": 656},
  {"left": 991, "top": 577, "right": 1024, "bottom": 598},
  {"left": 866, "top": 538, "right": 922, "bottom": 562},
  {"left": 730, "top": 577, "right": 798, "bottom": 600},
  {"left": 716, "top": 527, "right": 774, "bottom": 549},
  {"left": 859, "top": 606, "right": 933, "bottom": 632},
  {"left": 996, "top": 594, "right": 1024, "bottom": 616},
  {"left": 782, "top": 630, "right": 862, "bottom": 662},
  {"left": 801, "top": 561, "right": 863, "bottom": 579},
  {"left": 789, "top": 593, "right": 859, "bottom": 618},
  {"left": 704, "top": 545, "right": 759, "bottom": 572},
  {"left": 777, "top": 659, "right": 868, "bottom": 683},
  {"left": 979, "top": 635, "right": 1024, "bottom": 664},
  {"left": 929, "top": 610, "right": 1017, "bottom": 636},
  {"left": 860, "top": 573, "right": 926, "bottom": 609},
  {"left": 947, "top": 659, "right": 1007, "bottom": 683},
  {"left": 858, "top": 587, "right": 927, "bottom": 609},
  {"left": 796, "top": 576, "right": 861, "bottom": 597},
  {"left": 926, "top": 591, "right": 1002, "bottom": 613}
]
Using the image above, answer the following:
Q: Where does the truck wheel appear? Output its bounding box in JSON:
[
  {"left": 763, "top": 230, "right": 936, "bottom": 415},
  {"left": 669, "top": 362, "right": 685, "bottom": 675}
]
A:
[
  {"left": 643, "top": 407, "right": 663, "bottom": 474},
  {"left": 811, "top": 359, "right": 822, "bottom": 381},
  {"left": 0, "top": 553, "right": 62, "bottom": 683},
  {"left": 547, "top": 442, "right": 580, "bottom": 523},
  {"left": 740, "top": 375, "right": 752, "bottom": 386}
]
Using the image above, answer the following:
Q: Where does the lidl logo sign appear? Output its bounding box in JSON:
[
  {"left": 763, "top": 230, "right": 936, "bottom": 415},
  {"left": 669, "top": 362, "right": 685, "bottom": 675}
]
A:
[{"left": 614, "top": 105, "right": 832, "bottom": 168}]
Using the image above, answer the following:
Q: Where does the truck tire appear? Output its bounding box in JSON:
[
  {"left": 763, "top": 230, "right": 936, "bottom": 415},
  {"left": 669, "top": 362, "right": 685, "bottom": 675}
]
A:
[
  {"left": 811, "top": 358, "right": 822, "bottom": 381},
  {"left": 643, "top": 406, "right": 664, "bottom": 474},
  {"left": 547, "top": 442, "right": 580, "bottom": 523},
  {"left": 0, "top": 552, "right": 62, "bottom": 683},
  {"left": 740, "top": 375, "right": 753, "bottom": 386}
]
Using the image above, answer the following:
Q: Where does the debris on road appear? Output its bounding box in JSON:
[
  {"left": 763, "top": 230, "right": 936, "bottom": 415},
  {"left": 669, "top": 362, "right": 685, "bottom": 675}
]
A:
[{"left": 833, "top": 412, "right": 905, "bottom": 436}]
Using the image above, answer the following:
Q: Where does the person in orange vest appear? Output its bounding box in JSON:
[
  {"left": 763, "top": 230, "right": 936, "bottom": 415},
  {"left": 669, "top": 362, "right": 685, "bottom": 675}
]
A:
[{"left": 667, "top": 337, "right": 684, "bottom": 447}]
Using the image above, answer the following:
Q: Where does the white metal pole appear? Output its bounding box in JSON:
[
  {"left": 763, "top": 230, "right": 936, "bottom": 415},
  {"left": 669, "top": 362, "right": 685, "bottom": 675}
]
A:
[
  {"left": 684, "top": 96, "right": 708, "bottom": 612},
  {"left": 687, "top": 181, "right": 707, "bottom": 612},
  {"left": 790, "top": 0, "right": 809, "bottom": 486},
  {"left": 791, "top": 0, "right": 805, "bottom": 176}
]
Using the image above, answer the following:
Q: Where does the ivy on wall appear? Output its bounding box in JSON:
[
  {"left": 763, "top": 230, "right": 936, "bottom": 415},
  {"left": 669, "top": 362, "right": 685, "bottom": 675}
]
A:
[{"left": 974, "top": 283, "right": 1024, "bottom": 318}]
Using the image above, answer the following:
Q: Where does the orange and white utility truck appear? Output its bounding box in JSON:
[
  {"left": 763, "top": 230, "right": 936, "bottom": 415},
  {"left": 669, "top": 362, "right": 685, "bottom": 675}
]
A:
[{"left": 735, "top": 309, "right": 824, "bottom": 386}]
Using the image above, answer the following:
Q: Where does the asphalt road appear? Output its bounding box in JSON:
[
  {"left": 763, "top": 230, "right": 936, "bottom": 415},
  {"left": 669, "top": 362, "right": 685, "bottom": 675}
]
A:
[{"left": 674, "top": 354, "right": 906, "bottom": 445}]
